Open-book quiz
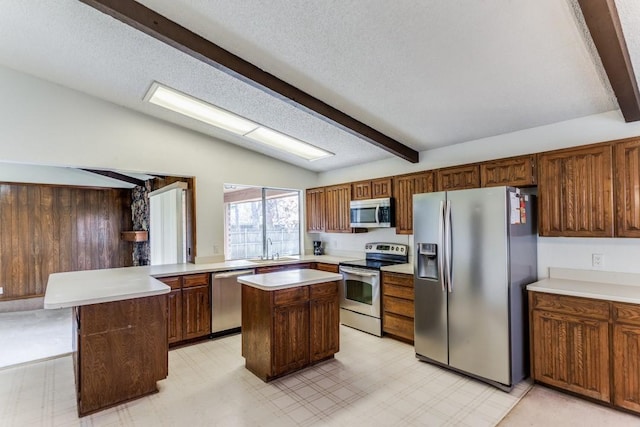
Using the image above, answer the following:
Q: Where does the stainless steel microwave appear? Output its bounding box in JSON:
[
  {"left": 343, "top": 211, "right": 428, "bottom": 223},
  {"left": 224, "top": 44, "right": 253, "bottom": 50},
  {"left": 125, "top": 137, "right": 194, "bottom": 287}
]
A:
[{"left": 349, "top": 197, "right": 395, "bottom": 228}]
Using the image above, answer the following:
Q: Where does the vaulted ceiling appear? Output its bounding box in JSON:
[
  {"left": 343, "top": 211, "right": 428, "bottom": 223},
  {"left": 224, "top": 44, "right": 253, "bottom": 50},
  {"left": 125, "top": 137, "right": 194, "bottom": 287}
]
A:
[{"left": 1, "top": 1, "right": 639, "bottom": 172}]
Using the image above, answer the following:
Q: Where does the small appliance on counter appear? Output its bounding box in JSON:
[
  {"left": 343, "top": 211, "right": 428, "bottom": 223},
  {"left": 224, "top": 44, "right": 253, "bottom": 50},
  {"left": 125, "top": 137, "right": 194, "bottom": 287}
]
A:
[{"left": 313, "top": 240, "right": 324, "bottom": 255}]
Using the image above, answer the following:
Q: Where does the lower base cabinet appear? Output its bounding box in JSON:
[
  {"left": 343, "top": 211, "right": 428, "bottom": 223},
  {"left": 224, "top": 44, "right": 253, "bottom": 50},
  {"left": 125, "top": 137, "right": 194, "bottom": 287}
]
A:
[
  {"left": 73, "top": 295, "right": 168, "bottom": 416},
  {"left": 242, "top": 281, "right": 340, "bottom": 381},
  {"left": 160, "top": 273, "right": 211, "bottom": 345},
  {"left": 382, "top": 272, "right": 415, "bottom": 342},
  {"left": 530, "top": 292, "right": 640, "bottom": 414}
]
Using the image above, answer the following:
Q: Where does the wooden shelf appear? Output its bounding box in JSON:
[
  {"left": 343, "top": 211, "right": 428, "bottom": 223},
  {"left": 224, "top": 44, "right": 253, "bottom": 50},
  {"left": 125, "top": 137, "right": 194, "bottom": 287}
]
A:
[{"left": 121, "top": 231, "right": 148, "bottom": 242}]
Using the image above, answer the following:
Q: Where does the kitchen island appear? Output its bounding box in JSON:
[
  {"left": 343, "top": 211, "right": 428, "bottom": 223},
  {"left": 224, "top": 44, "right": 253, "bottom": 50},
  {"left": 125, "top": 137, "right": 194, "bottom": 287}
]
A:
[
  {"left": 45, "top": 271, "right": 170, "bottom": 417},
  {"left": 239, "top": 269, "right": 342, "bottom": 382}
]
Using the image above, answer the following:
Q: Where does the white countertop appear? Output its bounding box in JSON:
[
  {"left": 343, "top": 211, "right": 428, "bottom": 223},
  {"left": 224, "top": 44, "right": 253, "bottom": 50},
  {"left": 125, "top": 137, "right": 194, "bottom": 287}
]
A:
[
  {"left": 238, "top": 269, "right": 343, "bottom": 291},
  {"left": 527, "top": 267, "right": 640, "bottom": 304},
  {"left": 44, "top": 255, "right": 357, "bottom": 309},
  {"left": 381, "top": 263, "right": 413, "bottom": 275}
]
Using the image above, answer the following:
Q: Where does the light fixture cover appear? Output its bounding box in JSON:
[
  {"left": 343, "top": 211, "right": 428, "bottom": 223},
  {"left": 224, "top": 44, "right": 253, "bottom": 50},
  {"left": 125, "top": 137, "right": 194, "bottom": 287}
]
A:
[
  {"left": 144, "top": 82, "right": 258, "bottom": 135},
  {"left": 245, "top": 127, "right": 334, "bottom": 161},
  {"left": 145, "top": 82, "right": 334, "bottom": 161}
]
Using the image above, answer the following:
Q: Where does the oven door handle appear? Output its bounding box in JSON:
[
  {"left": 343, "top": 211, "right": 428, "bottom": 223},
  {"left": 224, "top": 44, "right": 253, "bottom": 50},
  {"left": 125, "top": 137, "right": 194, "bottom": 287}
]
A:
[{"left": 340, "top": 267, "right": 378, "bottom": 278}]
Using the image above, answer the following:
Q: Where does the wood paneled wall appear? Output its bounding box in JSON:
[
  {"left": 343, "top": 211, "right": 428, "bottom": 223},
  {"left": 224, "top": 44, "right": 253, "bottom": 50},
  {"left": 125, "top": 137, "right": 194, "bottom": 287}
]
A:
[{"left": 0, "top": 183, "right": 133, "bottom": 300}]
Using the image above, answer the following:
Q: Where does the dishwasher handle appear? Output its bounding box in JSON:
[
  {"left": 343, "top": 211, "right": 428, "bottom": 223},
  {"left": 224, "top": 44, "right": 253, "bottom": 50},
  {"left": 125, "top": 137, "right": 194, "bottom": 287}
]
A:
[{"left": 212, "top": 269, "right": 255, "bottom": 279}]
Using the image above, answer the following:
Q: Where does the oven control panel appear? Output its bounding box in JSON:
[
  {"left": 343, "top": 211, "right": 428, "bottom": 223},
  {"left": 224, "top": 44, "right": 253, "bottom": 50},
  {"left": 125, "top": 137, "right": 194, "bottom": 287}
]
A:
[{"left": 364, "top": 242, "right": 408, "bottom": 256}]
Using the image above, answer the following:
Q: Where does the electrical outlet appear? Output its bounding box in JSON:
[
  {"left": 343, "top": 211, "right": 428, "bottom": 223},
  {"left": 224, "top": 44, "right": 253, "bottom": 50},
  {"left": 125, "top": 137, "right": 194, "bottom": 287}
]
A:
[
  {"left": 0, "top": 287, "right": 3, "bottom": 295},
  {"left": 213, "top": 245, "right": 219, "bottom": 254},
  {"left": 592, "top": 253, "right": 604, "bottom": 269},
  {"left": 332, "top": 239, "right": 338, "bottom": 249}
]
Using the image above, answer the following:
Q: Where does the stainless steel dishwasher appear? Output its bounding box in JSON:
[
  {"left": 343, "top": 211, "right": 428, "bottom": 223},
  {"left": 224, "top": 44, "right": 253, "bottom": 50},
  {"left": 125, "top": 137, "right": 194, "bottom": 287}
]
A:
[{"left": 211, "top": 269, "right": 254, "bottom": 334}]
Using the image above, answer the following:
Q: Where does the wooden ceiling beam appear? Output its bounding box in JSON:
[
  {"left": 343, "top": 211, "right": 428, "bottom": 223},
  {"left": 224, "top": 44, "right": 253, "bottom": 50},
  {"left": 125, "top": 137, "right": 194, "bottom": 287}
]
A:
[
  {"left": 578, "top": 0, "right": 640, "bottom": 122},
  {"left": 81, "top": 169, "right": 146, "bottom": 187},
  {"left": 79, "top": 0, "right": 419, "bottom": 163}
]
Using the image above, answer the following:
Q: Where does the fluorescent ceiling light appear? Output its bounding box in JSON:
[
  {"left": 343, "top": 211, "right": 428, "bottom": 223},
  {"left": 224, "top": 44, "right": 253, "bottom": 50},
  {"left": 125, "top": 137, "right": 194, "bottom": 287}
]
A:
[
  {"left": 245, "top": 127, "right": 334, "bottom": 161},
  {"left": 144, "top": 82, "right": 258, "bottom": 135},
  {"left": 145, "top": 82, "right": 334, "bottom": 161}
]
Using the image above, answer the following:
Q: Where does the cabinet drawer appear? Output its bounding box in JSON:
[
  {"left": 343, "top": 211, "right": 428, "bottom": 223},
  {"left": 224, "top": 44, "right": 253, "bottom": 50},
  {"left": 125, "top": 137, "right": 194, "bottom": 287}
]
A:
[
  {"left": 183, "top": 273, "right": 209, "bottom": 288},
  {"left": 310, "top": 281, "right": 338, "bottom": 299},
  {"left": 384, "top": 283, "right": 414, "bottom": 300},
  {"left": 531, "top": 292, "right": 609, "bottom": 320},
  {"left": 159, "top": 276, "right": 182, "bottom": 290},
  {"left": 274, "top": 286, "right": 309, "bottom": 306},
  {"left": 315, "top": 263, "right": 339, "bottom": 273},
  {"left": 613, "top": 302, "right": 640, "bottom": 326},
  {"left": 383, "top": 312, "right": 414, "bottom": 341},
  {"left": 384, "top": 296, "right": 414, "bottom": 318},
  {"left": 382, "top": 272, "right": 413, "bottom": 287}
]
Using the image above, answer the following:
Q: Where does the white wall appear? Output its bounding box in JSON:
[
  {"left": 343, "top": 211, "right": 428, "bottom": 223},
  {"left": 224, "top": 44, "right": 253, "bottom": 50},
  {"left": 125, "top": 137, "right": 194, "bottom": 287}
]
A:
[
  {"left": 0, "top": 65, "right": 318, "bottom": 262},
  {"left": 317, "top": 110, "right": 640, "bottom": 278}
]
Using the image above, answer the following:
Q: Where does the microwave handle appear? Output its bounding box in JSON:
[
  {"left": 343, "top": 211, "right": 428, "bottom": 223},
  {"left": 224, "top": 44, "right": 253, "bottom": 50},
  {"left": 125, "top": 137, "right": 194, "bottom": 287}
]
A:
[{"left": 375, "top": 205, "right": 380, "bottom": 225}]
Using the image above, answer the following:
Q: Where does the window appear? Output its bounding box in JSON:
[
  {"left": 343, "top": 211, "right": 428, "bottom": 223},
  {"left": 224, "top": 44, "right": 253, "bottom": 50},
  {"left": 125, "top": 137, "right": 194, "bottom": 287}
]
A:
[{"left": 224, "top": 185, "right": 301, "bottom": 260}]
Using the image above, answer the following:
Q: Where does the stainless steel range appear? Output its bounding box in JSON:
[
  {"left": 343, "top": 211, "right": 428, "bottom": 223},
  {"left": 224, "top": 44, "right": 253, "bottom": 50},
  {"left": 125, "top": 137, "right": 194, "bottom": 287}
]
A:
[{"left": 339, "top": 242, "right": 409, "bottom": 336}]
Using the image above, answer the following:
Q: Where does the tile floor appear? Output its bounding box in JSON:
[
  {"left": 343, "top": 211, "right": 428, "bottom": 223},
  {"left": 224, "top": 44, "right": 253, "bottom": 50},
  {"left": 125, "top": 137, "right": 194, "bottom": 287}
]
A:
[
  {"left": 0, "top": 325, "right": 531, "bottom": 426},
  {"left": 0, "top": 308, "right": 72, "bottom": 368}
]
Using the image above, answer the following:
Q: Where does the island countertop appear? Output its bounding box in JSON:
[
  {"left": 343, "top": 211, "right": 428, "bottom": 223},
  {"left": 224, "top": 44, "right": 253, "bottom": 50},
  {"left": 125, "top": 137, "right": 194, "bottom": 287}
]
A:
[{"left": 238, "top": 269, "right": 342, "bottom": 291}]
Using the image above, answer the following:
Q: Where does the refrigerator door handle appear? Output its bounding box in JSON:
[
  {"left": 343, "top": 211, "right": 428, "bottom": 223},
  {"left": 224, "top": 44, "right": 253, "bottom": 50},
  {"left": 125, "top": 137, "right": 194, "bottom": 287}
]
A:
[
  {"left": 445, "top": 199, "right": 453, "bottom": 293},
  {"left": 438, "top": 200, "right": 445, "bottom": 292}
]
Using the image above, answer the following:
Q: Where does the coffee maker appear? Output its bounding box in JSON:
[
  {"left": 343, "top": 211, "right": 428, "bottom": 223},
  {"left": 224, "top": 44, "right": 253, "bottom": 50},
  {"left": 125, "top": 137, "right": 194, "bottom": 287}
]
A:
[{"left": 313, "top": 241, "right": 323, "bottom": 255}]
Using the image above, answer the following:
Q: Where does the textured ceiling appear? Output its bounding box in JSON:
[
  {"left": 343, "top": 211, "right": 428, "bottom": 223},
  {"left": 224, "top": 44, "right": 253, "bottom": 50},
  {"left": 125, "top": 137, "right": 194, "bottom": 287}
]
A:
[{"left": 0, "top": 0, "right": 636, "bottom": 172}]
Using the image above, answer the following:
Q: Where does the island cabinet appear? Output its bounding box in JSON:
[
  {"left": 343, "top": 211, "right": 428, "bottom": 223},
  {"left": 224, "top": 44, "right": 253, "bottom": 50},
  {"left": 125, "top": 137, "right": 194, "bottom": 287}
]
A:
[
  {"left": 537, "top": 143, "right": 614, "bottom": 237},
  {"left": 73, "top": 295, "right": 168, "bottom": 416},
  {"left": 480, "top": 155, "right": 537, "bottom": 188},
  {"left": 159, "top": 273, "right": 211, "bottom": 345},
  {"left": 614, "top": 138, "right": 640, "bottom": 237},
  {"left": 393, "top": 171, "right": 435, "bottom": 235},
  {"left": 436, "top": 164, "right": 480, "bottom": 191},
  {"left": 382, "top": 272, "right": 414, "bottom": 343},
  {"left": 241, "top": 280, "right": 340, "bottom": 381}
]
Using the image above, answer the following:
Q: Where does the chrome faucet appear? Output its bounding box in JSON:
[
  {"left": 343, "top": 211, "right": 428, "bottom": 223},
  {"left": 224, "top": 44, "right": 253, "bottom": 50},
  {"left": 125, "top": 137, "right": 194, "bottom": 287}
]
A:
[{"left": 266, "top": 237, "right": 273, "bottom": 260}]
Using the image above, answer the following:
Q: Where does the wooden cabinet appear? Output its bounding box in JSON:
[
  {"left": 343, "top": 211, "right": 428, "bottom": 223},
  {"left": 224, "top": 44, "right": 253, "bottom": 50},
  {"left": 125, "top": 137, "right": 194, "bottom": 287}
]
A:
[
  {"left": 305, "top": 187, "right": 325, "bottom": 232},
  {"left": 393, "top": 171, "right": 435, "bottom": 235},
  {"left": 436, "top": 164, "right": 480, "bottom": 191},
  {"left": 242, "top": 280, "right": 340, "bottom": 381},
  {"left": 538, "top": 144, "right": 614, "bottom": 237},
  {"left": 530, "top": 293, "right": 610, "bottom": 402},
  {"left": 352, "top": 177, "right": 393, "bottom": 200},
  {"left": 480, "top": 155, "right": 537, "bottom": 188},
  {"left": 74, "top": 295, "right": 168, "bottom": 416},
  {"left": 530, "top": 292, "right": 640, "bottom": 414},
  {"left": 614, "top": 138, "right": 640, "bottom": 237},
  {"left": 324, "top": 184, "right": 352, "bottom": 233},
  {"left": 612, "top": 302, "right": 640, "bottom": 412},
  {"left": 314, "top": 262, "right": 339, "bottom": 273},
  {"left": 382, "top": 272, "right": 414, "bottom": 342},
  {"left": 159, "top": 273, "right": 211, "bottom": 345},
  {"left": 309, "top": 282, "right": 340, "bottom": 362}
]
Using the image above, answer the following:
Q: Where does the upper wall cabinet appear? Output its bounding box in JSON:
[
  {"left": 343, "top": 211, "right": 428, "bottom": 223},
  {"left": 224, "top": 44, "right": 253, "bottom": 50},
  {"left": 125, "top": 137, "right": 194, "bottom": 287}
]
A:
[
  {"left": 615, "top": 138, "right": 640, "bottom": 237},
  {"left": 480, "top": 155, "right": 537, "bottom": 188},
  {"left": 352, "top": 177, "right": 393, "bottom": 200},
  {"left": 305, "top": 187, "right": 325, "bottom": 233},
  {"left": 393, "top": 171, "right": 435, "bottom": 235},
  {"left": 538, "top": 144, "right": 614, "bottom": 237},
  {"left": 436, "top": 164, "right": 480, "bottom": 191},
  {"left": 324, "top": 184, "right": 353, "bottom": 233}
]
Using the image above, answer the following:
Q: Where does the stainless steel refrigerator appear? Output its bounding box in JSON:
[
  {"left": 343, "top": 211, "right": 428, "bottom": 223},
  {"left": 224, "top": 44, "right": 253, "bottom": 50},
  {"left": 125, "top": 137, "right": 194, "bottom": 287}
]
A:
[{"left": 413, "top": 186, "right": 537, "bottom": 391}]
